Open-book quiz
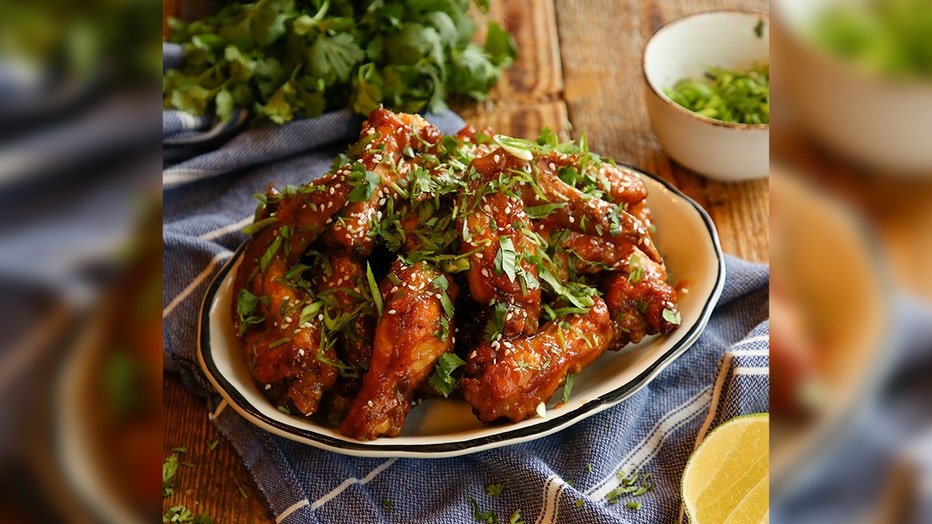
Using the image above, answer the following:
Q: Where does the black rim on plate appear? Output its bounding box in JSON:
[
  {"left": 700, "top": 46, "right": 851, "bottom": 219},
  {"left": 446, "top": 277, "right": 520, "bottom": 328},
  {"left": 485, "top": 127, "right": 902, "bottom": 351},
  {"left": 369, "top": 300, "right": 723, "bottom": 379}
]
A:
[{"left": 197, "top": 165, "right": 726, "bottom": 456}]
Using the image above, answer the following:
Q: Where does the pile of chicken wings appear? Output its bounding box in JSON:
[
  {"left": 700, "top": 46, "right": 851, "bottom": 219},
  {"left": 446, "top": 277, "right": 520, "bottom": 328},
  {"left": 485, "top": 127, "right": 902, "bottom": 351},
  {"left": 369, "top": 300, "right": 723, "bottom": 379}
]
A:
[{"left": 232, "top": 108, "right": 680, "bottom": 441}]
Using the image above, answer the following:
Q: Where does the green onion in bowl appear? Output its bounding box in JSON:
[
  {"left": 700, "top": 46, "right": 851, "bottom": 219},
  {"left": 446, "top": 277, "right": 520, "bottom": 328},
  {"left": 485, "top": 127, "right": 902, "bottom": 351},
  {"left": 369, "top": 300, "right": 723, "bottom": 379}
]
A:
[{"left": 663, "top": 62, "right": 770, "bottom": 125}]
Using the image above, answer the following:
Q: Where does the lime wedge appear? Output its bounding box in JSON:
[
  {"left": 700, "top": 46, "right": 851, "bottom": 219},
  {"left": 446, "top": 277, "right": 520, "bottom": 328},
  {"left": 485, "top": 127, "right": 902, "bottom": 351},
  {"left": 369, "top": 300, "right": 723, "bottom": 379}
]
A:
[{"left": 682, "top": 413, "right": 769, "bottom": 523}]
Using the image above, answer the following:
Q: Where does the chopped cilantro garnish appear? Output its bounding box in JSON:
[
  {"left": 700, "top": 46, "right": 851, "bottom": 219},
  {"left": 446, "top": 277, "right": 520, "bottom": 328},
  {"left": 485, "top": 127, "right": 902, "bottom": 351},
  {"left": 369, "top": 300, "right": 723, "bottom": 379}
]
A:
[
  {"left": 508, "top": 509, "right": 524, "bottom": 524},
  {"left": 162, "top": 505, "right": 213, "bottom": 524},
  {"left": 627, "top": 254, "right": 643, "bottom": 284},
  {"left": 381, "top": 499, "right": 393, "bottom": 509},
  {"left": 606, "top": 468, "right": 655, "bottom": 507},
  {"left": 562, "top": 371, "right": 578, "bottom": 403},
  {"left": 347, "top": 165, "right": 381, "bottom": 203},
  {"left": 258, "top": 236, "right": 283, "bottom": 274},
  {"left": 365, "top": 262, "right": 383, "bottom": 318},
  {"left": 535, "top": 402, "right": 547, "bottom": 418},
  {"left": 483, "top": 302, "right": 508, "bottom": 342},
  {"left": 486, "top": 483, "right": 505, "bottom": 497},
  {"left": 664, "top": 62, "right": 770, "bottom": 125},
  {"left": 236, "top": 288, "right": 267, "bottom": 336},
  {"left": 163, "top": 453, "right": 179, "bottom": 498},
  {"left": 206, "top": 439, "right": 219, "bottom": 451},
  {"left": 469, "top": 496, "right": 499, "bottom": 523},
  {"left": 241, "top": 216, "right": 278, "bottom": 236},
  {"left": 662, "top": 308, "right": 681, "bottom": 325},
  {"left": 495, "top": 236, "right": 518, "bottom": 282},
  {"left": 428, "top": 352, "right": 465, "bottom": 397},
  {"left": 625, "top": 501, "right": 642, "bottom": 511}
]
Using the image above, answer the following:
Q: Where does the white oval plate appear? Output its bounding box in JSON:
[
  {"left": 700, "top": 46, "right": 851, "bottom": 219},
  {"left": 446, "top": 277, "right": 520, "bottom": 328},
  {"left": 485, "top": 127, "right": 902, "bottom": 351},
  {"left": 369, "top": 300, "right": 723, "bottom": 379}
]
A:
[{"left": 198, "top": 167, "right": 725, "bottom": 458}]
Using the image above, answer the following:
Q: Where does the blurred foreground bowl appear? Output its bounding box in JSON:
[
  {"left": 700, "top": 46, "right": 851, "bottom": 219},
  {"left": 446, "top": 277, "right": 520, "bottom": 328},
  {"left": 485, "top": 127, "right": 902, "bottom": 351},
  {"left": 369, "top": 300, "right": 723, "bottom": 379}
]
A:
[
  {"left": 773, "top": 0, "right": 932, "bottom": 176},
  {"left": 643, "top": 10, "right": 769, "bottom": 181}
]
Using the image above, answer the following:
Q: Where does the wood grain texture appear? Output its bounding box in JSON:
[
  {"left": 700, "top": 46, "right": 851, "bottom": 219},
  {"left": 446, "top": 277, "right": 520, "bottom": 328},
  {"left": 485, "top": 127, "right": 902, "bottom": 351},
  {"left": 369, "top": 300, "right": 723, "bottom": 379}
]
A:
[
  {"left": 164, "top": 374, "right": 274, "bottom": 522},
  {"left": 163, "top": 0, "right": 770, "bottom": 521}
]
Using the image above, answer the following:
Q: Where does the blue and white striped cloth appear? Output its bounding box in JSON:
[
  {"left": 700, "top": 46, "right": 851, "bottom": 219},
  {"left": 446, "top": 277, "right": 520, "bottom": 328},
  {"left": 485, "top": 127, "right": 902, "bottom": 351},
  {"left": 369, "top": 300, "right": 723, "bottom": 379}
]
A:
[{"left": 163, "top": 41, "right": 772, "bottom": 523}]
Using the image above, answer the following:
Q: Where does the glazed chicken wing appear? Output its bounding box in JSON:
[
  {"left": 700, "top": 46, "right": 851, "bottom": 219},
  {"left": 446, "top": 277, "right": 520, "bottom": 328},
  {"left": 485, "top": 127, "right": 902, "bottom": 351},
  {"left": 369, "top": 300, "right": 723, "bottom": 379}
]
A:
[
  {"left": 340, "top": 260, "right": 458, "bottom": 440},
  {"left": 325, "top": 109, "right": 443, "bottom": 256},
  {"left": 232, "top": 241, "right": 337, "bottom": 416},
  {"left": 459, "top": 191, "right": 541, "bottom": 337},
  {"left": 602, "top": 246, "right": 680, "bottom": 349},
  {"left": 313, "top": 251, "right": 375, "bottom": 419},
  {"left": 460, "top": 297, "right": 613, "bottom": 423}
]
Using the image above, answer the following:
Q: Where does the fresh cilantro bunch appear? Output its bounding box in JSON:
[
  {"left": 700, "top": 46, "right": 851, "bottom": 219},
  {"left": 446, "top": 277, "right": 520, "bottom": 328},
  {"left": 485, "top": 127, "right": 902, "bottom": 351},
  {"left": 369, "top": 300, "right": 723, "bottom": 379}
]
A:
[{"left": 163, "top": 0, "right": 517, "bottom": 125}]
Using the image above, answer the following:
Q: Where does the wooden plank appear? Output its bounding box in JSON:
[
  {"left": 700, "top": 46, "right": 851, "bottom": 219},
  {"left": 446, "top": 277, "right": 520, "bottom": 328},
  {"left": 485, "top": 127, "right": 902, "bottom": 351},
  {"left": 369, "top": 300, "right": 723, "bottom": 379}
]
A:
[
  {"left": 455, "top": 99, "right": 570, "bottom": 139},
  {"left": 163, "top": 375, "right": 274, "bottom": 523},
  {"left": 488, "top": 0, "right": 565, "bottom": 102}
]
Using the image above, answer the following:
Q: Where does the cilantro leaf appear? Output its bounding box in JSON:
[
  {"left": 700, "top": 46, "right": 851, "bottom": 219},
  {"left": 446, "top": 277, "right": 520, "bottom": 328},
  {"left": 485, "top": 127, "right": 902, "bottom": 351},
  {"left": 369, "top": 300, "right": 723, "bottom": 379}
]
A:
[
  {"left": 236, "top": 288, "right": 266, "bottom": 336},
  {"left": 308, "top": 32, "right": 365, "bottom": 84},
  {"left": 483, "top": 302, "right": 508, "bottom": 342},
  {"left": 428, "top": 352, "right": 465, "bottom": 397},
  {"left": 163, "top": 453, "right": 179, "bottom": 498},
  {"left": 495, "top": 236, "right": 518, "bottom": 282},
  {"left": 627, "top": 254, "right": 643, "bottom": 284},
  {"left": 486, "top": 483, "right": 505, "bottom": 497},
  {"left": 347, "top": 165, "right": 381, "bottom": 202},
  {"left": 662, "top": 308, "right": 681, "bottom": 325}
]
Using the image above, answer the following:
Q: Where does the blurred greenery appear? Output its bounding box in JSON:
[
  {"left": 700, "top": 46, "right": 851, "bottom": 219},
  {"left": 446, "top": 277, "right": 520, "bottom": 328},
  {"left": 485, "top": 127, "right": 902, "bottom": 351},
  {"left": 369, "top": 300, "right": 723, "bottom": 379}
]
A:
[
  {"left": 810, "top": 0, "right": 932, "bottom": 80},
  {"left": 0, "top": 0, "right": 162, "bottom": 86}
]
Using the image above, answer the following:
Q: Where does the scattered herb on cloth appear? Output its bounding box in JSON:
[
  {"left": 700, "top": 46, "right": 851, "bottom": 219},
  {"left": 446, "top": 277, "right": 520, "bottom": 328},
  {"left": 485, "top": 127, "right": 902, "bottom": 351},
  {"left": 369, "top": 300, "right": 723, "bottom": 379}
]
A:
[
  {"left": 663, "top": 62, "right": 769, "bottom": 125},
  {"left": 163, "top": 0, "right": 518, "bottom": 125}
]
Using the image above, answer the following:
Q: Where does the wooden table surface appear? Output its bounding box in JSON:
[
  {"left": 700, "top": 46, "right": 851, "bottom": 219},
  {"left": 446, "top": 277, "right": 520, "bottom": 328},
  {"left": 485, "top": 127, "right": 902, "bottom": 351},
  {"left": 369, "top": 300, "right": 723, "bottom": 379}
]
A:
[{"left": 163, "top": 1, "right": 769, "bottom": 521}]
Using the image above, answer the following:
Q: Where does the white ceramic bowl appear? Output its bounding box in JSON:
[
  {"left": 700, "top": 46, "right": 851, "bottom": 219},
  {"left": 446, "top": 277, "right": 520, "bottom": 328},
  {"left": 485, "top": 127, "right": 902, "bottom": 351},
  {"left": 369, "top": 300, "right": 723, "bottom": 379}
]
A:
[
  {"left": 643, "top": 11, "right": 770, "bottom": 181},
  {"left": 772, "top": 0, "right": 932, "bottom": 176}
]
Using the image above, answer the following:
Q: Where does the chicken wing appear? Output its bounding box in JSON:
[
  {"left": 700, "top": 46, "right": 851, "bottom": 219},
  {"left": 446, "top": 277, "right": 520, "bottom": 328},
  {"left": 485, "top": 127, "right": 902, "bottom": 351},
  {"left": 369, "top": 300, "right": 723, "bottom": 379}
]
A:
[
  {"left": 340, "top": 260, "right": 458, "bottom": 440},
  {"left": 325, "top": 109, "right": 443, "bottom": 256},
  {"left": 232, "top": 244, "right": 337, "bottom": 416},
  {"left": 459, "top": 191, "right": 541, "bottom": 337},
  {"left": 460, "top": 297, "right": 612, "bottom": 423},
  {"left": 601, "top": 246, "right": 680, "bottom": 349},
  {"left": 312, "top": 251, "right": 375, "bottom": 419}
]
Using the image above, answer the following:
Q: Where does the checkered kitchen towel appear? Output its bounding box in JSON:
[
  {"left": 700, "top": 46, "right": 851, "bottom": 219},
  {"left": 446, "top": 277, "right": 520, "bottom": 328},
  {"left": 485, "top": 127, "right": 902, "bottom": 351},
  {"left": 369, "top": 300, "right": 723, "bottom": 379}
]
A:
[{"left": 163, "top": 43, "right": 770, "bottom": 524}]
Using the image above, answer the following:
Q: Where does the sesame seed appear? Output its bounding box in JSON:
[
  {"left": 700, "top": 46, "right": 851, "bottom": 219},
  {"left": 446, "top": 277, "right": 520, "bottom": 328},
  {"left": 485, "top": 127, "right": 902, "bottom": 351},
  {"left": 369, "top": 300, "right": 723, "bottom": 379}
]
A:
[
  {"left": 388, "top": 309, "right": 397, "bottom": 315},
  {"left": 265, "top": 384, "right": 271, "bottom": 390}
]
